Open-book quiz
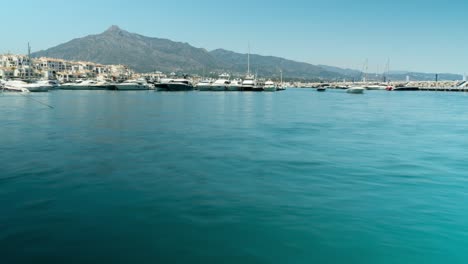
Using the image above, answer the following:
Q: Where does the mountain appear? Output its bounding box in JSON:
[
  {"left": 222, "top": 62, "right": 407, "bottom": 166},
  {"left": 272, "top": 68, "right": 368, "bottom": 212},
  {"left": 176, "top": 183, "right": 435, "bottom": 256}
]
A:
[
  {"left": 31, "top": 26, "right": 462, "bottom": 81},
  {"left": 32, "top": 26, "right": 345, "bottom": 80},
  {"left": 32, "top": 26, "right": 219, "bottom": 73}
]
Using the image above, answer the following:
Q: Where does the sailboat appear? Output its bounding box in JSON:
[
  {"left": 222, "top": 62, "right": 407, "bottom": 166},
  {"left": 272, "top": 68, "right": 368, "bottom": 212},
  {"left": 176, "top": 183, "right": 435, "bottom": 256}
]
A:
[
  {"left": 241, "top": 44, "right": 258, "bottom": 91},
  {"left": 277, "top": 69, "right": 286, "bottom": 91}
]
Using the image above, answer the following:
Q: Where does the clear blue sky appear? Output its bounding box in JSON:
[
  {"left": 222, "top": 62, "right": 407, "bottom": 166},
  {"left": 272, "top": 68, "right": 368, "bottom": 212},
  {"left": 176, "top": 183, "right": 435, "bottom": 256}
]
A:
[{"left": 2, "top": 0, "right": 467, "bottom": 74}]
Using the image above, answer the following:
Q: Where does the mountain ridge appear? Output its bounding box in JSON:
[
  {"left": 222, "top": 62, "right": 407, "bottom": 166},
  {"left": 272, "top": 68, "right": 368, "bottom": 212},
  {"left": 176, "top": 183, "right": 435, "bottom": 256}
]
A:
[{"left": 31, "top": 26, "right": 462, "bottom": 81}]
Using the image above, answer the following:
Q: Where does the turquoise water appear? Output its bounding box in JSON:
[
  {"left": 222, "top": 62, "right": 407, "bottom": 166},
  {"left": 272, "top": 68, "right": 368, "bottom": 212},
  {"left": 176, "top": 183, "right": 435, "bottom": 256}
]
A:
[{"left": 2, "top": 89, "right": 468, "bottom": 263}]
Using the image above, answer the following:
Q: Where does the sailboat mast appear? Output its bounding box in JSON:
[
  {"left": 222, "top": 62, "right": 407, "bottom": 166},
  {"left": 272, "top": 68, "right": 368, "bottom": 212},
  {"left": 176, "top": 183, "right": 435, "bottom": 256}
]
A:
[
  {"left": 247, "top": 44, "right": 250, "bottom": 75},
  {"left": 384, "top": 58, "right": 390, "bottom": 83},
  {"left": 364, "top": 59, "right": 368, "bottom": 82},
  {"left": 28, "top": 42, "right": 31, "bottom": 80}
]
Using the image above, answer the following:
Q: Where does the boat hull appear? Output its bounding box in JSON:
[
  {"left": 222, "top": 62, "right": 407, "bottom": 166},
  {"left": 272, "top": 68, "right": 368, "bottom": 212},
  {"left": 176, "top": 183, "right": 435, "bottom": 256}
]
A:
[
  {"left": 114, "top": 84, "right": 149, "bottom": 90},
  {"left": 197, "top": 85, "right": 212, "bottom": 91},
  {"left": 346, "top": 88, "right": 365, "bottom": 94},
  {"left": 227, "top": 86, "right": 241, "bottom": 91},
  {"left": 157, "top": 83, "right": 194, "bottom": 91},
  {"left": 263, "top": 87, "right": 277, "bottom": 92},
  {"left": 252, "top": 86, "right": 264, "bottom": 92},
  {"left": 2, "top": 87, "right": 29, "bottom": 92},
  {"left": 4, "top": 84, "right": 49, "bottom": 92},
  {"left": 61, "top": 85, "right": 114, "bottom": 90},
  {"left": 26, "top": 86, "right": 50, "bottom": 92}
]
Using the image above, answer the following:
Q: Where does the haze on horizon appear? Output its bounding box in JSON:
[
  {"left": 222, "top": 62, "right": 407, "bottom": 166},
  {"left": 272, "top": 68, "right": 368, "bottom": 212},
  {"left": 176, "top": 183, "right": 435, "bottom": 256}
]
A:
[{"left": 2, "top": 0, "right": 468, "bottom": 74}]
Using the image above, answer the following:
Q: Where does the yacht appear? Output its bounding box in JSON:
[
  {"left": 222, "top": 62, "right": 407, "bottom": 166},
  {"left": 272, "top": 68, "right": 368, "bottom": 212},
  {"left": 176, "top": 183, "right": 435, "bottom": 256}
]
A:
[
  {"left": 277, "top": 70, "right": 286, "bottom": 91},
  {"left": 211, "top": 73, "right": 230, "bottom": 91},
  {"left": 252, "top": 79, "right": 264, "bottom": 91},
  {"left": 196, "top": 79, "right": 213, "bottom": 91},
  {"left": 2, "top": 80, "right": 51, "bottom": 92},
  {"left": 114, "top": 78, "right": 151, "bottom": 90},
  {"left": 61, "top": 80, "right": 114, "bottom": 90},
  {"left": 37, "top": 80, "right": 61, "bottom": 90},
  {"left": 241, "top": 74, "right": 256, "bottom": 91},
  {"left": 0, "top": 80, "right": 28, "bottom": 92},
  {"left": 227, "top": 79, "right": 242, "bottom": 91},
  {"left": 263, "top": 80, "right": 277, "bottom": 91},
  {"left": 346, "top": 86, "right": 365, "bottom": 94},
  {"left": 156, "top": 78, "right": 194, "bottom": 91},
  {"left": 240, "top": 44, "right": 261, "bottom": 91},
  {"left": 365, "top": 85, "right": 387, "bottom": 90}
]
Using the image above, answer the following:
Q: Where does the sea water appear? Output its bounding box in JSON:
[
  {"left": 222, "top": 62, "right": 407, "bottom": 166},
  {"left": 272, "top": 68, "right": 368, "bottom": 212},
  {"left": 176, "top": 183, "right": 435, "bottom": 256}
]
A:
[{"left": 1, "top": 89, "right": 468, "bottom": 263}]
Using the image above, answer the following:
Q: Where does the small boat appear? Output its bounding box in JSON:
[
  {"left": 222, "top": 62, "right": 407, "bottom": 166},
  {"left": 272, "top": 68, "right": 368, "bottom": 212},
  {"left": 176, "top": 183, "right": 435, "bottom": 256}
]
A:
[
  {"left": 346, "top": 86, "right": 365, "bottom": 94},
  {"left": 317, "top": 87, "right": 326, "bottom": 92}
]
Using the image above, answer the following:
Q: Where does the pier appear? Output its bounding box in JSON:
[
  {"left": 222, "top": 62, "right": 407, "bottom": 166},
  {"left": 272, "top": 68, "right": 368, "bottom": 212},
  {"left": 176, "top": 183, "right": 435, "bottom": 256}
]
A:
[{"left": 307, "top": 80, "right": 468, "bottom": 92}]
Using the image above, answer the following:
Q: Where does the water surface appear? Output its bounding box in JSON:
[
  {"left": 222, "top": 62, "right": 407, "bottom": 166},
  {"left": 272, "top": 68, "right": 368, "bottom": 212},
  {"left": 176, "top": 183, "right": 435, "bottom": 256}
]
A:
[{"left": 1, "top": 89, "right": 468, "bottom": 263}]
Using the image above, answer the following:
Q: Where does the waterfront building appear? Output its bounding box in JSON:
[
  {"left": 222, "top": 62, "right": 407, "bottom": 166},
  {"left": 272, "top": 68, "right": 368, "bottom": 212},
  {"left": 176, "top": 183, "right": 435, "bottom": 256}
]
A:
[{"left": 0, "top": 53, "right": 134, "bottom": 81}]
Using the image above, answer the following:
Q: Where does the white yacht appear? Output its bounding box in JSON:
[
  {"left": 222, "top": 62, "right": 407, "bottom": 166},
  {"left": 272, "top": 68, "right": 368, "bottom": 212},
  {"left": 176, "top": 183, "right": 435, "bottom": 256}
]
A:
[
  {"left": 241, "top": 45, "right": 260, "bottom": 91},
  {"left": 211, "top": 73, "right": 230, "bottom": 91},
  {"left": 2, "top": 80, "right": 50, "bottom": 92},
  {"left": 227, "top": 79, "right": 242, "bottom": 91},
  {"left": 365, "top": 85, "right": 387, "bottom": 90},
  {"left": 263, "top": 80, "right": 277, "bottom": 91},
  {"left": 61, "top": 80, "right": 114, "bottom": 90},
  {"left": 114, "top": 78, "right": 151, "bottom": 90},
  {"left": 0, "top": 80, "right": 28, "bottom": 92},
  {"left": 241, "top": 74, "right": 256, "bottom": 91},
  {"left": 37, "top": 80, "right": 61, "bottom": 89},
  {"left": 196, "top": 79, "right": 213, "bottom": 91},
  {"left": 253, "top": 79, "right": 264, "bottom": 91},
  {"left": 346, "top": 86, "right": 365, "bottom": 94}
]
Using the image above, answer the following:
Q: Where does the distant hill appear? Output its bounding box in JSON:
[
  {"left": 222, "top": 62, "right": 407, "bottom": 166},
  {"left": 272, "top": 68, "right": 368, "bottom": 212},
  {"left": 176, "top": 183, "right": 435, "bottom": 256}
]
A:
[
  {"left": 210, "top": 49, "right": 341, "bottom": 81},
  {"left": 317, "top": 65, "right": 362, "bottom": 78},
  {"left": 31, "top": 26, "right": 462, "bottom": 81},
  {"left": 387, "top": 72, "right": 462, "bottom": 81}
]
